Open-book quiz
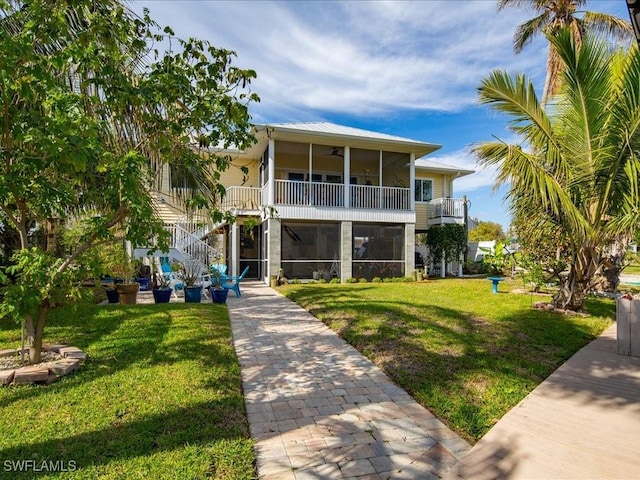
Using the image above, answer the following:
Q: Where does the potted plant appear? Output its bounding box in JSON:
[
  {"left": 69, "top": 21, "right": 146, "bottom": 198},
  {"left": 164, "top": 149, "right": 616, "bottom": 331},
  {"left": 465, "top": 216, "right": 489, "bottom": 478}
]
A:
[
  {"left": 113, "top": 257, "right": 139, "bottom": 305},
  {"left": 180, "top": 260, "right": 203, "bottom": 303},
  {"left": 103, "top": 242, "right": 139, "bottom": 304},
  {"left": 209, "top": 268, "right": 228, "bottom": 304},
  {"left": 152, "top": 266, "right": 173, "bottom": 304},
  {"left": 103, "top": 279, "right": 120, "bottom": 303}
]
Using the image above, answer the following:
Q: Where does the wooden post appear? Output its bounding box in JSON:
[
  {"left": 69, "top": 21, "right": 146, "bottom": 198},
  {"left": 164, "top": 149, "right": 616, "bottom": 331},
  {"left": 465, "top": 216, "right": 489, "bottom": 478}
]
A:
[{"left": 617, "top": 298, "right": 640, "bottom": 357}]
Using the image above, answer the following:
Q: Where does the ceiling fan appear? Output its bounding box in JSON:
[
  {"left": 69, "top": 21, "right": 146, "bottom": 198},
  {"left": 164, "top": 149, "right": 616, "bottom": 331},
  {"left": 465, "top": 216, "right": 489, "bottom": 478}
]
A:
[{"left": 328, "top": 147, "right": 344, "bottom": 158}]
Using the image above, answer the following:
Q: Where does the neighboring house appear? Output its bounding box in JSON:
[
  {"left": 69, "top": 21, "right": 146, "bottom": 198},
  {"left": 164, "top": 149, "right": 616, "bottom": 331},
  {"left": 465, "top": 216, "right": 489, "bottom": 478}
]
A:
[{"left": 143, "top": 122, "right": 474, "bottom": 282}]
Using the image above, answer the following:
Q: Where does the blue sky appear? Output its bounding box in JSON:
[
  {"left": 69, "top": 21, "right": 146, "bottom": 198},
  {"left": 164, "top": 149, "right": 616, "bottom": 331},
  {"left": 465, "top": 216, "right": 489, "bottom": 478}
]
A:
[{"left": 132, "top": 0, "right": 630, "bottom": 229}]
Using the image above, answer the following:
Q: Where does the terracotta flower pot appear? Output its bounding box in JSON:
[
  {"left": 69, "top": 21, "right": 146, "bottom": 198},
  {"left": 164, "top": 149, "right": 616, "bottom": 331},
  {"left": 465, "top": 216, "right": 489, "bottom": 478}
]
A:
[{"left": 115, "top": 283, "right": 139, "bottom": 304}]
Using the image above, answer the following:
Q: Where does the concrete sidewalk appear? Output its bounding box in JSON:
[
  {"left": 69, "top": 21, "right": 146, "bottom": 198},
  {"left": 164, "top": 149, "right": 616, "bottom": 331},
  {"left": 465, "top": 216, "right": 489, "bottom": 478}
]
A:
[
  {"left": 445, "top": 322, "right": 640, "bottom": 480},
  {"left": 227, "top": 282, "right": 470, "bottom": 479}
]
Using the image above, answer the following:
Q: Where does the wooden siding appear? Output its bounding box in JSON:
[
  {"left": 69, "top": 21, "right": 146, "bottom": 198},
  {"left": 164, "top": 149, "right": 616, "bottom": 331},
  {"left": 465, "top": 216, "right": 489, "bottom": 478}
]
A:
[{"left": 219, "top": 158, "right": 260, "bottom": 188}]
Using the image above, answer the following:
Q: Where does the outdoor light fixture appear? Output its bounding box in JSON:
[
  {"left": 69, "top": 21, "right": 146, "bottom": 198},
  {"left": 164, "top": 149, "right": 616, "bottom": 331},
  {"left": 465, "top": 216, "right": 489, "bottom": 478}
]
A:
[{"left": 627, "top": 0, "right": 640, "bottom": 46}]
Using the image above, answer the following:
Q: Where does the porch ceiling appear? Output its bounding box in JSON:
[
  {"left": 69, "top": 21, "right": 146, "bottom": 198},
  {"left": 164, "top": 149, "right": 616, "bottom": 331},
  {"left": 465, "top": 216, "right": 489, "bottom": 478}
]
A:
[{"left": 252, "top": 122, "right": 441, "bottom": 157}]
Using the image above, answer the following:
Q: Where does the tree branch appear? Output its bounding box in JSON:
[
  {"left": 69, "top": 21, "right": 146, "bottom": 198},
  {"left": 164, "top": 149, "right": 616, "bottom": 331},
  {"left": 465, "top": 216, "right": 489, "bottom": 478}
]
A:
[{"left": 56, "top": 205, "right": 129, "bottom": 275}]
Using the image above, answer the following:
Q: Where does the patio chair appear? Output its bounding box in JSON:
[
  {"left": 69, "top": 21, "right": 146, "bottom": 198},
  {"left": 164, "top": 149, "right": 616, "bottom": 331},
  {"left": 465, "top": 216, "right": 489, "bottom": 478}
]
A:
[
  {"left": 210, "top": 264, "right": 228, "bottom": 276},
  {"left": 160, "top": 262, "right": 184, "bottom": 298},
  {"left": 221, "top": 265, "right": 250, "bottom": 297}
]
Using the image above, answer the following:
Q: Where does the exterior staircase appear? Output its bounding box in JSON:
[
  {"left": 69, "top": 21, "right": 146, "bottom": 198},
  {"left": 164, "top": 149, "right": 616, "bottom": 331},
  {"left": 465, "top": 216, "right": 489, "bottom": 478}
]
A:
[
  {"left": 135, "top": 193, "right": 226, "bottom": 276},
  {"left": 134, "top": 220, "right": 222, "bottom": 279}
]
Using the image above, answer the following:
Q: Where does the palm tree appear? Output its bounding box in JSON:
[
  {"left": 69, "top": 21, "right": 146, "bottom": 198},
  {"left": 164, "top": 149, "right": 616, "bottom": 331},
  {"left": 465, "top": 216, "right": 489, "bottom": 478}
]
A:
[
  {"left": 498, "top": 0, "right": 633, "bottom": 105},
  {"left": 474, "top": 29, "right": 640, "bottom": 311}
]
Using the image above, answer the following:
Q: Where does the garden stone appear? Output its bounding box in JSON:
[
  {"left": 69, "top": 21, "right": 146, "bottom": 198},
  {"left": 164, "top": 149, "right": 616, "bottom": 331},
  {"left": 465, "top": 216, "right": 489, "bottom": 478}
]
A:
[
  {"left": 48, "top": 358, "right": 80, "bottom": 376},
  {"left": 59, "top": 347, "right": 88, "bottom": 361},
  {"left": 43, "top": 344, "right": 67, "bottom": 353},
  {"left": 0, "top": 369, "right": 15, "bottom": 385},
  {"left": 13, "top": 365, "right": 49, "bottom": 384}
]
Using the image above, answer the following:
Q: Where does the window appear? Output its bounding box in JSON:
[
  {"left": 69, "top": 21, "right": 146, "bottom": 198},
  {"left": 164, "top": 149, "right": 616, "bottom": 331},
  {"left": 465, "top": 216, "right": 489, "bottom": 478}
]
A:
[{"left": 415, "top": 179, "right": 433, "bottom": 202}]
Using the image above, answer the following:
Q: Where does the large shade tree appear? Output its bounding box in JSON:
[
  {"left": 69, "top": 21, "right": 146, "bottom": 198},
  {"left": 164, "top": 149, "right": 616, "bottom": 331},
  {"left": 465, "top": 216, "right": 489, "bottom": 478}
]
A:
[
  {"left": 498, "top": 0, "right": 632, "bottom": 105},
  {"left": 474, "top": 29, "right": 640, "bottom": 311},
  {"left": 0, "top": 0, "right": 259, "bottom": 363}
]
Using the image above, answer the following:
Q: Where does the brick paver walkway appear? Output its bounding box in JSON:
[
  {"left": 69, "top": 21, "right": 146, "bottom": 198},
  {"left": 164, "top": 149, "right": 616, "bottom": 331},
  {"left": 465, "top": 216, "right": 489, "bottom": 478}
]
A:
[{"left": 227, "top": 282, "right": 470, "bottom": 479}]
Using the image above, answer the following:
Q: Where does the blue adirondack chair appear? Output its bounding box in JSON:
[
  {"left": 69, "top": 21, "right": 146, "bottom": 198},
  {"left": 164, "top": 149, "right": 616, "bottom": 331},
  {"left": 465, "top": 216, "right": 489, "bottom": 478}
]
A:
[{"left": 221, "top": 265, "right": 250, "bottom": 297}]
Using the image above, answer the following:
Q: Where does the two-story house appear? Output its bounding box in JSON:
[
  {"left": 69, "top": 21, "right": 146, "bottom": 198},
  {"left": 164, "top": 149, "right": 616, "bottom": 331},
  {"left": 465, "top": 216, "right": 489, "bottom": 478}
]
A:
[{"left": 148, "top": 122, "right": 474, "bottom": 282}]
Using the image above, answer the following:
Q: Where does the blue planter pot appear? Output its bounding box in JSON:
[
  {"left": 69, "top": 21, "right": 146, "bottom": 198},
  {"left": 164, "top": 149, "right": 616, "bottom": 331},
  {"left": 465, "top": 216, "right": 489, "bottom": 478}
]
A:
[
  {"left": 105, "top": 288, "right": 119, "bottom": 304},
  {"left": 137, "top": 277, "right": 150, "bottom": 291},
  {"left": 152, "top": 287, "right": 172, "bottom": 303},
  {"left": 184, "top": 286, "right": 202, "bottom": 303},
  {"left": 210, "top": 287, "right": 228, "bottom": 304}
]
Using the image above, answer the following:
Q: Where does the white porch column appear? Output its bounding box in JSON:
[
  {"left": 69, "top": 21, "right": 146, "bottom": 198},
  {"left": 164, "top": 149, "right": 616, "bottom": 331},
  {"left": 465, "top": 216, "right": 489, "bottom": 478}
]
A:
[
  {"left": 379, "top": 150, "right": 383, "bottom": 206},
  {"left": 309, "top": 143, "right": 313, "bottom": 182},
  {"left": 410, "top": 153, "right": 415, "bottom": 212},
  {"left": 268, "top": 138, "right": 275, "bottom": 205},
  {"left": 405, "top": 223, "right": 415, "bottom": 277},
  {"left": 441, "top": 256, "right": 446, "bottom": 278},
  {"left": 268, "top": 217, "right": 281, "bottom": 281},
  {"left": 230, "top": 222, "right": 239, "bottom": 276},
  {"left": 341, "top": 221, "right": 352, "bottom": 282},
  {"left": 343, "top": 146, "right": 350, "bottom": 208}
]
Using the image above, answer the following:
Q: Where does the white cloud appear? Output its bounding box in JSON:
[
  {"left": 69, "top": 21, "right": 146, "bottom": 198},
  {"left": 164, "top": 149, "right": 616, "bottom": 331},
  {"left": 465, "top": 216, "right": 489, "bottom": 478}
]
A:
[
  {"left": 427, "top": 149, "right": 500, "bottom": 193},
  {"left": 132, "top": 0, "right": 549, "bottom": 119}
]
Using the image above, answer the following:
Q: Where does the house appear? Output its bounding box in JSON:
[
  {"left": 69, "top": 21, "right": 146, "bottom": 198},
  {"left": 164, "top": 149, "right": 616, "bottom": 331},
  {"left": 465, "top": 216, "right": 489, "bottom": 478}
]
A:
[{"left": 144, "top": 122, "right": 474, "bottom": 282}]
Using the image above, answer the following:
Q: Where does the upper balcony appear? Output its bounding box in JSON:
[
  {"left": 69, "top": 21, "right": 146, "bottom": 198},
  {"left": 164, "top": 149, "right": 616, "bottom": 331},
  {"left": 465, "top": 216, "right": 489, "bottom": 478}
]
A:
[
  {"left": 426, "top": 197, "right": 465, "bottom": 225},
  {"left": 274, "top": 180, "right": 411, "bottom": 210},
  {"left": 220, "top": 184, "right": 466, "bottom": 227},
  {"left": 221, "top": 186, "right": 262, "bottom": 214}
]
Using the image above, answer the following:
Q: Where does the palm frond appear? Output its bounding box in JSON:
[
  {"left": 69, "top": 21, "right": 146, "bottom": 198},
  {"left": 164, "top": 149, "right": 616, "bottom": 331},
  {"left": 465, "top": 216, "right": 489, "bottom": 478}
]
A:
[
  {"left": 513, "top": 12, "right": 551, "bottom": 53},
  {"left": 477, "top": 69, "right": 567, "bottom": 177},
  {"left": 551, "top": 30, "right": 612, "bottom": 175},
  {"left": 581, "top": 11, "right": 634, "bottom": 42}
]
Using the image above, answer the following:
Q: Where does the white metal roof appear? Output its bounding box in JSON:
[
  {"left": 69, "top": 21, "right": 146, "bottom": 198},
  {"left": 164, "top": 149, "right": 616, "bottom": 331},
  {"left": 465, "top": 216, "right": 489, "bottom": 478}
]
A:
[
  {"left": 415, "top": 158, "right": 474, "bottom": 177},
  {"left": 251, "top": 122, "right": 441, "bottom": 156},
  {"left": 258, "top": 122, "right": 432, "bottom": 144}
]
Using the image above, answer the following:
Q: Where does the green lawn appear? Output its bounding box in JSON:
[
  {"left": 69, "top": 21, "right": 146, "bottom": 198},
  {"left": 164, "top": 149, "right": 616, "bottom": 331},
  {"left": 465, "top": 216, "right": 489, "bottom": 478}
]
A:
[
  {"left": 279, "top": 278, "right": 613, "bottom": 443},
  {"left": 622, "top": 263, "right": 640, "bottom": 275},
  {"left": 0, "top": 303, "right": 257, "bottom": 480}
]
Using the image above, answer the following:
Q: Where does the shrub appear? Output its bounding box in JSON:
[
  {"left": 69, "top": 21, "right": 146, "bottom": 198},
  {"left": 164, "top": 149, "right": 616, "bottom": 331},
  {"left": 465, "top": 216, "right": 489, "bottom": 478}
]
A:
[
  {"left": 346, "top": 277, "right": 358, "bottom": 283},
  {"left": 358, "top": 278, "right": 368, "bottom": 283},
  {"left": 329, "top": 278, "right": 340, "bottom": 284},
  {"left": 372, "top": 277, "right": 382, "bottom": 283}
]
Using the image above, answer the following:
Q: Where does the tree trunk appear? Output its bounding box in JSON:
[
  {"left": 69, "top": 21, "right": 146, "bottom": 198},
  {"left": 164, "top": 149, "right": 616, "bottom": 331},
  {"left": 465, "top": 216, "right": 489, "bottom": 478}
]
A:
[
  {"left": 554, "top": 271, "right": 589, "bottom": 311},
  {"left": 592, "top": 236, "right": 629, "bottom": 293},
  {"left": 25, "top": 306, "right": 48, "bottom": 364},
  {"left": 592, "top": 261, "right": 621, "bottom": 293}
]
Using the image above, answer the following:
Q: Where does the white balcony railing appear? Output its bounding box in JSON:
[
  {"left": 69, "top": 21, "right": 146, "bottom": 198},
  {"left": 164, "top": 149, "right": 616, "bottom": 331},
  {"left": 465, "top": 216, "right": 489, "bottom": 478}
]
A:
[
  {"left": 427, "top": 197, "right": 465, "bottom": 219},
  {"left": 218, "top": 181, "right": 414, "bottom": 213},
  {"left": 274, "top": 180, "right": 411, "bottom": 211},
  {"left": 221, "top": 186, "right": 261, "bottom": 212},
  {"left": 350, "top": 184, "right": 410, "bottom": 210},
  {"left": 275, "top": 180, "right": 345, "bottom": 207}
]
